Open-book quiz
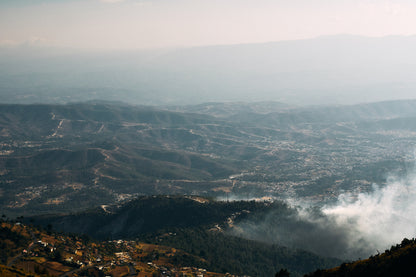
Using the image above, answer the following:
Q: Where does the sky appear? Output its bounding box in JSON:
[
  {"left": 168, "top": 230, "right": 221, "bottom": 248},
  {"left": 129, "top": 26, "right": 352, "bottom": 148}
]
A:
[{"left": 1, "top": 0, "right": 416, "bottom": 50}]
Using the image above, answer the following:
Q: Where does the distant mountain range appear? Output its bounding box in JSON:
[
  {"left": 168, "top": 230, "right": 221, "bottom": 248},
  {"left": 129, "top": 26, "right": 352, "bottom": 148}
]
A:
[{"left": 1, "top": 35, "right": 416, "bottom": 106}]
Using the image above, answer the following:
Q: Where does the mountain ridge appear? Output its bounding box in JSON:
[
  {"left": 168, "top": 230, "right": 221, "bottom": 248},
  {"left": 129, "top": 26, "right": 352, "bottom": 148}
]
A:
[{"left": 2, "top": 35, "right": 416, "bottom": 106}]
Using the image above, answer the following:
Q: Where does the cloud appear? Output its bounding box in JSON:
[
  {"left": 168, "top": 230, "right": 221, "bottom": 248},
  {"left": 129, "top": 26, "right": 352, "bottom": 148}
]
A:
[
  {"left": 323, "top": 172, "right": 416, "bottom": 256},
  {"left": 0, "top": 40, "right": 20, "bottom": 47},
  {"left": 0, "top": 37, "right": 55, "bottom": 48},
  {"left": 25, "top": 36, "right": 54, "bottom": 46}
]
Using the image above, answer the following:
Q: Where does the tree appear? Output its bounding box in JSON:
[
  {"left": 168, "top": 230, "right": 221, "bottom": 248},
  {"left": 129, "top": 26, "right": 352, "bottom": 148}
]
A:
[{"left": 276, "top": 268, "right": 290, "bottom": 277}]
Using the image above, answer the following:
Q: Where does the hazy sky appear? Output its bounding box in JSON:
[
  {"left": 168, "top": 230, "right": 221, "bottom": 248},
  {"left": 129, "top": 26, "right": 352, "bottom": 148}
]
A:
[{"left": 1, "top": 0, "right": 416, "bottom": 49}]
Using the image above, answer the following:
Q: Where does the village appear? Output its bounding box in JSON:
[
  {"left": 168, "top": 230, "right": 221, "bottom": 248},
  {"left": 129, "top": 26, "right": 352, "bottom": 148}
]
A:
[{"left": 2, "top": 221, "right": 238, "bottom": 277}]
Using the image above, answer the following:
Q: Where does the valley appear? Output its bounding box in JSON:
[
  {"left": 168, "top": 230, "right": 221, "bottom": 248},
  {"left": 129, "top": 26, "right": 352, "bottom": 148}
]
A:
[{"left": 1, "top": 101, "right": 415, "bottom": 216}]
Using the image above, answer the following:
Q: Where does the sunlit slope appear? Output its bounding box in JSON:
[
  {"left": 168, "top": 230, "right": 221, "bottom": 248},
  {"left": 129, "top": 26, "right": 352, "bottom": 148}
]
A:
[{"left": 0, "top": 221, "right": 226, "bottom": 277}]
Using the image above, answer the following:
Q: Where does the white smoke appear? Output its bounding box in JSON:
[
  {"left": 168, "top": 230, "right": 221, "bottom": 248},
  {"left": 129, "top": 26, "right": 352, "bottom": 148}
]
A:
[
  {"left": 322, "top": 172, "right": 416, "bottom": 257},
  {"left": 233, "top": 162, "right": 416, "bottom": 259}
]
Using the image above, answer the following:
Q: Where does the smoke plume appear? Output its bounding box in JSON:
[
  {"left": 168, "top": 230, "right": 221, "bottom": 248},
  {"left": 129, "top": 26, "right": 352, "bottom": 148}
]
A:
[
  {"left": 322, "top": 172, "right": 416, "bottom": 258},
  {"left": 232, "top": 167, "right": 416, "bottom": 259}
]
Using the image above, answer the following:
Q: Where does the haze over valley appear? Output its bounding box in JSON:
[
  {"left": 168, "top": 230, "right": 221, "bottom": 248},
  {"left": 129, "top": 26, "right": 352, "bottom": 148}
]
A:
[{"left": 2, "top": 35, "right": 416, "bottom": 106}]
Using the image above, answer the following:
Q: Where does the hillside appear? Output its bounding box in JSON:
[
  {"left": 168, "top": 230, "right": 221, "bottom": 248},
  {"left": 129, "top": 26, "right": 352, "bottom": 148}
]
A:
[
  {"left": 27, "top": 196, "right": 341, "bottom": 276},
  {"left": 0, "top": 220, "right": 228, "bottom": 277},
  {"left": 2, "top": 100, "right": 416, "bottom": 216},
  {"left": 0, "top": 103, "right": 240, "bottom": 215},
  {"left": 28, "top": 196, "right": 277, "bottom": 239},
  {"left": 0, "top": 265, "right": 38, "bottom": 277},
  {"left": 7, "top": 211, "right": 416, "bottom": 277},
  {"left": 306, "top": 238, "right": 416, "bottom": 277}
]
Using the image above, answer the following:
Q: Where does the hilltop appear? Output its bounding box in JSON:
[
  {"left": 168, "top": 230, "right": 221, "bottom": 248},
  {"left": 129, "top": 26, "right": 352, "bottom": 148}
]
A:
[{"left": 306, "top": 238, "right": 416, "bottom": 277}]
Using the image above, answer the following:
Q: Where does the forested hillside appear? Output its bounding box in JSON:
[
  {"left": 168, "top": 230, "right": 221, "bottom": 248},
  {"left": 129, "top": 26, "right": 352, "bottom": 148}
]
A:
[
  {"left": 27, "top": 196, "right": 340, "bottom": 276},
  {"left": 306, "top": 238, "right": 416, "bottom": 277}
]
